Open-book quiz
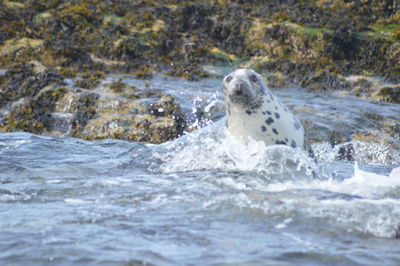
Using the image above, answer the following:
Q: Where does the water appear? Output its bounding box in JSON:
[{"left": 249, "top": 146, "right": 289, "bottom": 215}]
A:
[{"left": 1, "top": 74, "right": 400, "bottom": 265}]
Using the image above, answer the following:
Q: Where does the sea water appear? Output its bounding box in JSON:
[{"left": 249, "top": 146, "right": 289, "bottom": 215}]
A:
[{"left": 1, "top": 74, "right": 399, "bottom": 265}]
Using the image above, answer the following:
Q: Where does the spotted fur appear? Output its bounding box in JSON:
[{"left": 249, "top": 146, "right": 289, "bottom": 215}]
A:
[{"left": 222, "top": 69, "right": 313, "bottom": 156}]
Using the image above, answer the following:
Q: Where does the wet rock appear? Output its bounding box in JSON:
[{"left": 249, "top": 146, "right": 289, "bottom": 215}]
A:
[
  {"left": 43, "top": 34, "right": 93, "bottom": 68},
  {"left": 5, "top": 87, "right": 67, "bottom": 134},
  {"left": 0, "top": 0, "right": 399, "bottom": 146},
  {"left": 71, "top": 92, "right": 99, "bottom": 134},
  {"left": 303, "top": 71, "right": 350, "bottom": 91},
  {"left": 166, "top": 63, "right": 208, "bottom": 81},
  {"left": 0, "top": 62, "right": 64, "bottom": 107},
  {"left": 342, "top": 75, "right": 400, "bottom": 103},
  {"left": 82, "top": 114, "right": 182, "bottom": 143},
  {"left": 371, "top": 84, "right": 400, "bottom": 103},
  {"left": 77, "top": 86, "right": 186, "bottom": 143},
  {"left": 0, "top": 38, "right": 44, "bottom": 65},
  {"left": 345, "top": 76, "right": 374, "bottom": 96},
  {"left": 109, "top": 79, "right": 127, "bottom": 94},
  {"left": 1, "top": 0, "right": 399, "bottom": 83},
  {"left": 211, "top": 5, "right": 248, "bottom": 55},
  {"left": 174, "top": 4, "right": 213, "bottom": 33},
  {"left": 335, "top": 143, "right": 355, "bottom": 161},
  {"left": 74, "top": 72, "right": 104, "bottom": 90},
  {"left": 0, "top": 63, "right": 186, "bottom": 143},
  {"left": 51, "top": 112, "right": 74, "bottom": 135},
  {"left": 331, "top": 25, "right": 359, "bottom": 60},
  {"left": 112, "top": 35, "right": 148, "bottom": 61}
]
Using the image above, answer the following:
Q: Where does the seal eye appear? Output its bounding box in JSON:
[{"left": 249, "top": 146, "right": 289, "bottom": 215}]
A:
[
  {"left": 249, "top": 74, "right": 258, "bottom": 83},
  {"left": 225, "top": 76, "right": 233, "bottom": 83}
]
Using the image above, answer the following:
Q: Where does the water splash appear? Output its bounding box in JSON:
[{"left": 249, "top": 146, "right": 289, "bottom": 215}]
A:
[
  {"left": 201, "top": 163, "right": 400, "bottom": 238},
  {"left": 313, "top": 141, "right": 400, "bottom": 165},
  {"left": 151, "top": 120, "right": 318, "bottom": 181}
]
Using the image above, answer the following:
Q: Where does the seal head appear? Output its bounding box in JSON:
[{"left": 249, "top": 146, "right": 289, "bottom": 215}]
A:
[{"left": 223, "top": 69, "right": 264, "bottom": 112}]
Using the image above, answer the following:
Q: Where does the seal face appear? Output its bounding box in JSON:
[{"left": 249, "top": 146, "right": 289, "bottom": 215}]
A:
[{"left": 222, "top": 69, "right": 312, "bottom": 155}]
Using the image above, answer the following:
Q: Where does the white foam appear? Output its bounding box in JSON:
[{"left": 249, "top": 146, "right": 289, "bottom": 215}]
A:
[
  {"left": 313, "top": 141, "right": 400, "bottom": 166},
  {"left": 64, "top": 198, "right": 88, "bottom": 204},
  {"left": 275, "top": 218, "right": 293, "bottom": 229},
  {"left": 265, "top": 163, "right": 400, "bottom": 198},
  {"left": 390, "top": 167, "right": 400, "bottom": 179},
  {"left": 157, "top": 123, "right": 317, "bottom": 178},
  {"left": 0, "top": 193, "right": 32, "bottom": 202}
]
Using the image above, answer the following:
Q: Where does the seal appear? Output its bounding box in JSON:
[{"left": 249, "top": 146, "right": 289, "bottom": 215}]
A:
[{"left": 222, "top": 69, "right": 314, "bottom": 157}]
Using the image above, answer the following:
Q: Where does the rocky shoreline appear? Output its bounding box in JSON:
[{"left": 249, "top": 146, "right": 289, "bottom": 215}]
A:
[
  {"left": 0, "top": 0, "right": 399, "bottom": 145},
  {"left": 0, "top": 62, "right": 186, "bottom": 143}
]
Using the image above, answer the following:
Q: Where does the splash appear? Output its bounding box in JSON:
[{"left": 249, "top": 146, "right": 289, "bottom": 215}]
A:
[
  {"left": 202, "top": 163, "right": 400, "bottom": 238},
  {"left": 266, "top": 163, "right": 400, "bottom": 198},
  {"left": 313, "top": 141, "right": 400, "bottom": 166},
  {"left": 152, "top": 120, "right": 318, "bottom": 180},
  {"left": 262, "top": 164, "right": 400, "bottom": 238}
]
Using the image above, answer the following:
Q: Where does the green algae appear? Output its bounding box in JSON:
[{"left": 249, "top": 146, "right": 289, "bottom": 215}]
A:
[
  {"left": 103, "top": 14, "right": 126, "bottom": 26},
  {"left": 1, "top": 0, "right": 398, "bottom": 81},
  {"left": 286, "top": 22, "right": 333, "bottom": 40},
  {"left": 370, "top": 24, "right": 400, "bottom": 41}
]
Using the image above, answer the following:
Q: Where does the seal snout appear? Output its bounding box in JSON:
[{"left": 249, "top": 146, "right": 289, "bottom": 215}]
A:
[
  {"left": 233, "top": 82, "right": 246, "bottom": 96},
  {"left": 227, "top": 79, "right": 252, "bottom": 105}
]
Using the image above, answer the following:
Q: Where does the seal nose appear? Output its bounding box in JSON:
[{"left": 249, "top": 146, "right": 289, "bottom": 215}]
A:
[{"left": 234, "top": 82, "right": 245, "bottom": 96}]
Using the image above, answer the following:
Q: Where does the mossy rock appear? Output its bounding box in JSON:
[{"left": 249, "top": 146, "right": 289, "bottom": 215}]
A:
[
  {"left": 4, "top": 87, "right": 67, "bottom": 133},
  {"left": 166, "top": 63, "right": 208, "bottom": 81},
  {"left": 371, "top": 85, "right": 400, "bottom": 103},
  {"left": 0, "top": 62, "right": 64, "bottom": 107},
  {"left": 0, "top": 38, "right": 44, "bottom": 56},
  {"left": 208, "top": 47, "right": 240, "bottom": 63},
  {"left": 81, "top": 113, "right": 184, "bottom": 144},
  {"left": 0, "top": 38, "right": 45, "bottom": 65},
  {"left": 109, "top": 79, "right": 127, "bottom": 93},
  {"left": 74, "top": 71, "right": 104, "bottom": 90},
  {"left": 112, "top": 34, "right": 150, "bottom": 61},
  {"left": 103, "top": 14, "right": 126, "bottom": 26}
]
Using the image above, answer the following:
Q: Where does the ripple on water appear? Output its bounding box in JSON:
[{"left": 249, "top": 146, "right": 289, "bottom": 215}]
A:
[{"left": 1, "top": 75, "right": 400, "bottom": 264}]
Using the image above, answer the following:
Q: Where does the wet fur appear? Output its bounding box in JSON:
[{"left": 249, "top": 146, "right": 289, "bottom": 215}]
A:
[{"left": 223, "top": 69, "right": 312, "bottom": 155}]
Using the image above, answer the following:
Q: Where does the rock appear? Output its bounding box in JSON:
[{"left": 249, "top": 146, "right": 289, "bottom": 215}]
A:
[
  {"left": 342, "top": 75, "right": 400, "bottom": 103},
  {"left": 29, "top": 60, "right": 48, "bottom": 73},
  {"left": 81, "top": 114, "right": 182, "bottom": 143},
  {"left": 0, "top": 38, "right": 45, "bottom": 65},
  {"left": 371, "top": 84, "right": 400, "bottom": 103},
  {"left": 0, "top": 63, "right": 186, "bottom": 144},
  {"left": 5, "top": 87, "right": 67, "bottom": 134},
  {"left": 0, "top": 38, "right": 44, "bottom": 57},
  {"left": 1, "top": 0, "right": 399, "bottom": 146},
  {"left": 51, "top": 112, "right": 74, "bottom": 135},
  {"left": 76, "top": 86, "right": 186, "bottom": 143},
  {"left": 0, "top": 63, "right": 64, "bottom": 107},
  {"left": 1, "top": 0, "right": 399, "bottom": 83},
  {"left": 335, "top": 143, "right": 355, "bottom": 161},
  {"left": 331, "top": 25, "right": 358, "bottom": 60},
  {"left": 74, "top": 72, "right": 104, "bottom": 90}
]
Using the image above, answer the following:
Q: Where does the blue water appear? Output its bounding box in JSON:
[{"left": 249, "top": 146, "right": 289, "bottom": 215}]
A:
[{"left": 1, "top": 74, "right": 400, "bottom": 265}]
